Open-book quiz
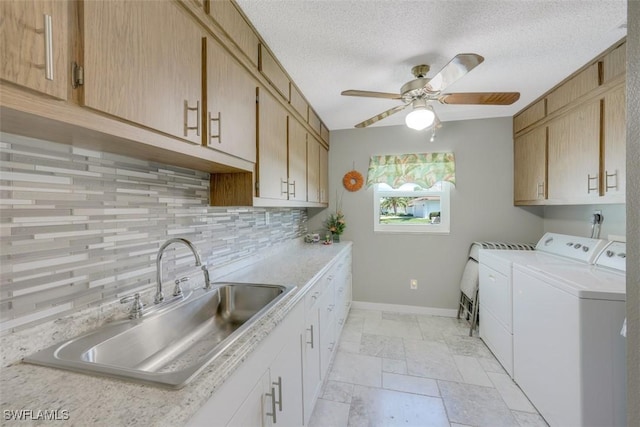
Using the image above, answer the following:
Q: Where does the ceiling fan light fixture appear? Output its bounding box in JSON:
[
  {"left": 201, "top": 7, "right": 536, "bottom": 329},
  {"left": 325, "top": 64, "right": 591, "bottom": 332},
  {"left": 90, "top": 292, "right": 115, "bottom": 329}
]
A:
[{"left": 405, "top": 101, "right": 435, "bottom": 131}]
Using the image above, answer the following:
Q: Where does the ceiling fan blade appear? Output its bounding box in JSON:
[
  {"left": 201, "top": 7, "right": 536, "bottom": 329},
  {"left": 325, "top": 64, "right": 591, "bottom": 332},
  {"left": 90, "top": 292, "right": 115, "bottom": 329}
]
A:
[
  {"left": 425, "top": 53, "right": 484, "bottom": 92},
  {"left": 341, "top": 90, "right": 402, "bottom": 100},
  {"left": 354, "top": 104, "right": 408, "bottom": 128},
  {"left": 438, "top": 92, "right": 521, "bottom": 105}
]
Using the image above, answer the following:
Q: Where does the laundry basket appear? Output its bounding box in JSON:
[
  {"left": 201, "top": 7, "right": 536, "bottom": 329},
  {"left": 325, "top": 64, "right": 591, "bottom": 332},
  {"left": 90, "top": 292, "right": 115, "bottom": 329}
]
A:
[{"left": 457, "top": 241, "right": 535, "bottom": 336}]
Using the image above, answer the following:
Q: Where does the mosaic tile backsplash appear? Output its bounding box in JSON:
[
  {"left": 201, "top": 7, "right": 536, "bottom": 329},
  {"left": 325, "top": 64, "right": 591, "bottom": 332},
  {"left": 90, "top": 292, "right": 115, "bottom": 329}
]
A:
[{"left": 0, "top": 133, "right": 307, "bottom": 334}]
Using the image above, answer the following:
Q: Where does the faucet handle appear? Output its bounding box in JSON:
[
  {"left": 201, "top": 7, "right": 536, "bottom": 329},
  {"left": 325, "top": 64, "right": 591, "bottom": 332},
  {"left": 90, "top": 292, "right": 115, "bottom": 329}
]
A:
[
  {"left": 120, "top": 293, "right": 144, "bottom": 319},
  {"left": 173, "top": 277, "right": 189, "bottom": 297},
  {"left": 202, "top": 265, "right": 211, "bottom": 290}
]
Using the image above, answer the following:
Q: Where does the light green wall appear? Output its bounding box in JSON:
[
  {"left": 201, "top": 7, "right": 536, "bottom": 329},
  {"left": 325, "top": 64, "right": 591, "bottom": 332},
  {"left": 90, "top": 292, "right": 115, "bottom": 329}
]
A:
[{"left": 310, "top": 117, "right": 544, "bottom": 310}]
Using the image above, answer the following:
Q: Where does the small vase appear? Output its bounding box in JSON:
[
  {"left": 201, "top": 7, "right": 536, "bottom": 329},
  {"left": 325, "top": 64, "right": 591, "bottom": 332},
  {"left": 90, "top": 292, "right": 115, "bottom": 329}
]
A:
[{"left": 332, "top": 233, "right": 340, "bottom": 243}]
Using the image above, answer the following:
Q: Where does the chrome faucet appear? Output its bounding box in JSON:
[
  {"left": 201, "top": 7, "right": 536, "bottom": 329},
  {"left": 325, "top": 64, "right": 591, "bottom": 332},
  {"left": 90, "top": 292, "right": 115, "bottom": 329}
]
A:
[{"left": 155, "top": 238, "right": 211, "bottom": 304}]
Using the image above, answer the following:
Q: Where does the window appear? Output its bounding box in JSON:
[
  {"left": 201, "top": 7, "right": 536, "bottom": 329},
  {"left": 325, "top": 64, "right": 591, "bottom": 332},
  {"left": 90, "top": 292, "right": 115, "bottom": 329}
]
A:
[
  {"left": 366, "top": 152, "right": 455, "bottom": 234},
  {"left": 373, "top": 181, "right": 451, "bottom": 233}
]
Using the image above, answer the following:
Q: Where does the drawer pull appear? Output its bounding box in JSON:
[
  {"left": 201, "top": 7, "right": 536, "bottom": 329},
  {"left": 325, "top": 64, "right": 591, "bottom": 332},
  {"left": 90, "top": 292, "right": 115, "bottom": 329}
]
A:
[
  {"left": 44, "top": 14, "right": 53, "bottom": 80},
  {"left": 273, "top": 376, "right": 283, "bottom": 412},
  {"left": 184, "top": 100, "right": 201, "bottom": 137},
  {"left": 266, "top": 387, "right": 277, "bottom": 424},
  {"left": 587, "top": 174, "right": 599, "bottom": 194},
  {"left": 208, "top": 111, "right": 221, "bottom": 143},
  {"left": 605, "top": 170, "right": 618, "bottom": 191},
  {"left": 306, "top": 324, "right": 314, "bottom": 348}
]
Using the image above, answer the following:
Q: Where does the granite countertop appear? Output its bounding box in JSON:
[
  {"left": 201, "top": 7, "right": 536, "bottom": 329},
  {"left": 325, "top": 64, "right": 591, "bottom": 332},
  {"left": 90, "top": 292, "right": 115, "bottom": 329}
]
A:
[{"left": 0, "top": 240, "right": 352, "bottom": 427}]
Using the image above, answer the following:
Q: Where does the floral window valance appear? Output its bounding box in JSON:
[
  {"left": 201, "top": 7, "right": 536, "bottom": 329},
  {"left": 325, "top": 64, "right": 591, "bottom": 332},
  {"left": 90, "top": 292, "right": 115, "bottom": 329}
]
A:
[{"left": 366, "top": 152, "right": 456, "bottom": 189}]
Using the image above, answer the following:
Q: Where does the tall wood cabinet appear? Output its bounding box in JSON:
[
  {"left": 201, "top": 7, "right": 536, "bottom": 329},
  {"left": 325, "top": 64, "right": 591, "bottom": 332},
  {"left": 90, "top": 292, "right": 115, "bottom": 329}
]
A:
[
  {"left": 0, "top": 0, "right": 68, "bottom": 100},
  {"left": 256, "top": 87, "right": 289, "bottom": 200},
  {"left": 82, "top": 0, "right": 203, "bottom": 145},
  {"left": 288, "top": 118, "right": 308, "bottom": 202},
  {"left": 512, "top": 39, "right": 626, "bottom": 206},
  {"left": 514, "top": 126, "right": 547, "bottom": 204},
  {"left": 547, "top": 100, "right": 601, "bottom": 203},
  {"left": 602, "top": 86, "right": 626, "bottom": 201},
  {"left": 204, "top": 36, "right": 257, "bottom": 162}
]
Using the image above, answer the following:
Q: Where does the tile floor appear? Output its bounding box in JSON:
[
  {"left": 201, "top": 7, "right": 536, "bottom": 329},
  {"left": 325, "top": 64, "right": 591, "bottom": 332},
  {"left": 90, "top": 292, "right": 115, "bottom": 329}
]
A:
[{"left": 308, "top": 308, "right": 548, "bottom": 427}]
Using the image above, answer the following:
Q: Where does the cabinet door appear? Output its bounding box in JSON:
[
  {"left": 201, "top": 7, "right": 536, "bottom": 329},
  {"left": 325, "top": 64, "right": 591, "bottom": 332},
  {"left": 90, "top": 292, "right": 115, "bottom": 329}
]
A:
[
  {"left": 602, "top": 86, "right": 626, "bottom": 200},
  {"left": 257, "top": 87, "right": 288, "bottom": 200},
  {"left": 302, "top": 309, "right": 321, "bottom": 425},
  {"left": 307, "top": 137, "right": 321, "bottom": 203},
  {"left": 208, "top": 0, "right": 259, "bottom": 66},
  {"left": 319, "top": 145, "right": 329, "bottom": 203},
  {"left": 227, "top": 370, "right": 271, "bottom": 427},
  {"left": 0, "top": 0, "right": 68, "bottom": 100},
  {"left": 83, "top": 0, "right": 202, "bottom": 144},
  {"left": 547, "top": 101, "right": 600, "bottom": 202},
  {"left": 288, "top": 118, "right": 308, "bottom": 202},
  {"left": 205, "top": 36, "right": 257, "bottom": 162},
  {"left": 270, "top": 333, "right": 304, "bottom": 427},
  {"left": 514, "top": 126, "right": 547, "bottom": 204}
]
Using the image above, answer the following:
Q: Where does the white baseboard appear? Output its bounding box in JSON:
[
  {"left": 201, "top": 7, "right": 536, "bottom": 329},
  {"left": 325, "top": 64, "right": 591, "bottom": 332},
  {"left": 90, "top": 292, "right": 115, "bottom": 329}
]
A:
[{"left": 351, "top": 301, "right": 458, "bottom": 318}]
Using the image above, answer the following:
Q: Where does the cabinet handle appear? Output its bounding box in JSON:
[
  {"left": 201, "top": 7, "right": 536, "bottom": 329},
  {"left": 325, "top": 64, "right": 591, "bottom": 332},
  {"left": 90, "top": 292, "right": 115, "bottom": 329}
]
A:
[
  {"left": 265, "top": 387, "right": 277, "bottom": 424},
  {"left": 288, "top": 180, "right": 296, "bottom": 198},
  {"left": 281, "top": 179, "right": 288, "bottom": 196},
  {"left": 605, "top": 170, "right": 618, "bottom": 191},
  {"left": 306, "top": 324, "right": 314, "bottom": 348},
  {"left": 587, "top": 174, "right": 599, "bottom": 194},
  {"left": 272, "top": 376, "right": 283, "bottom": 412},
  {"left": 43, "top": 14, "right": 53, "bottom": 81},
  {"left": 184, "top": 100, "right": 201, "bottom": 137},
  {"left": 536, "top": 182, "right": 545, "bottom": 198},
  {"left": 208, "top": 111, "right": 221, "bottom": 144}
]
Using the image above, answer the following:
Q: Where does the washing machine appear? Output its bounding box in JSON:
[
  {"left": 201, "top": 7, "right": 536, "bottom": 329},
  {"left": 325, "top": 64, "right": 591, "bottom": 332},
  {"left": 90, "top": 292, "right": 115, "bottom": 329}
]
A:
[
  {"left": 478, "top": 233, "right": 608, "bottom": 377},
  {"left": 513, "top": 241, "right": 627, "bottom": 427}
]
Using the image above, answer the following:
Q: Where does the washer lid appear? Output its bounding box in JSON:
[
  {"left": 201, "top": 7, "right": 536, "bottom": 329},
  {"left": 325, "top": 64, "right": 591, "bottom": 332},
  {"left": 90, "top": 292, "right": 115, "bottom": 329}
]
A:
[{"left": 518, "top": 263, "right": 626, "bottom": 300}]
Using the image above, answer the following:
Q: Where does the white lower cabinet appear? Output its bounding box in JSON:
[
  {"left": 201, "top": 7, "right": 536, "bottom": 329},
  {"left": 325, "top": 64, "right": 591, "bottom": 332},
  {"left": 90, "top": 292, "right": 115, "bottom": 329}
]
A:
[{"left": 187, "top": 247, "right": 352, "bottom": 427}]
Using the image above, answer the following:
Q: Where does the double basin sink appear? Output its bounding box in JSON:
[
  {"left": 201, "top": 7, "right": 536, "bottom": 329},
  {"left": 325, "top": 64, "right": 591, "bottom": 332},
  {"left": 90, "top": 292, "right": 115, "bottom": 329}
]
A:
[{"left": 25, "top": 282, "right": 295, "bottom": 389}]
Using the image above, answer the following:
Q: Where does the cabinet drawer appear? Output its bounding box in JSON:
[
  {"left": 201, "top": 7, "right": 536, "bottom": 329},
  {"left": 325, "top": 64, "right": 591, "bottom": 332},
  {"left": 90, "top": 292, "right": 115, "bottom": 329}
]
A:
[
  {"left": 514, "top": 99, "right": 545, "bottom": 132},
  {"left": 602, "top": 42, "right": 626, "bottom": 83},
  {"left": 479, "top": 263, "right": 512, "bottom": 331},
  {"left": 308, "top": 109, "right": 321, "bottom": 134},
  {"left": 208, "top": 0, "right": 259, "bottom": 66},
  {"left": 320, "top": 122, "right": 330, "bottom": 144},
  {"left": 290, "top": 83, "right": 308, "bottom": 119},
  {"left": 546, "top": 63, "right": 599, "bottom": 114},
  {"left": 259, "top": 44, "right": 290, "bottom": 101}
]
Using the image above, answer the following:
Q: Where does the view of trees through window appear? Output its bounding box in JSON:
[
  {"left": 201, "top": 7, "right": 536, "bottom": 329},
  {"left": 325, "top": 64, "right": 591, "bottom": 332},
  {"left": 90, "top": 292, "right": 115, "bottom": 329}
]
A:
[{"left": 379, "top": 195, "right": 441, "bottom": 224}]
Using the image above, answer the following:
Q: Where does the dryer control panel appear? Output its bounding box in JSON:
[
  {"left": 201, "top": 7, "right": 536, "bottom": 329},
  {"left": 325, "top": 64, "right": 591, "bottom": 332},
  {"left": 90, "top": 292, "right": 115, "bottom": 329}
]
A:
[
  {"left": 595, "top": 241, "right": 626, "bottom": 272},
  {"left": 535, "top": 233, "right": 608, "bottom": 263}
]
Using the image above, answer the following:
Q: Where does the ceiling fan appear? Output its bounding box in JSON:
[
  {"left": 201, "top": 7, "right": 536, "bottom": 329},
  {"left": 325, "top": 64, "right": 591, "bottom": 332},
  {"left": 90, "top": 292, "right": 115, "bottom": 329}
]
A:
[{"left": 341, "top": 53, "right": 520, "bottom": 130}]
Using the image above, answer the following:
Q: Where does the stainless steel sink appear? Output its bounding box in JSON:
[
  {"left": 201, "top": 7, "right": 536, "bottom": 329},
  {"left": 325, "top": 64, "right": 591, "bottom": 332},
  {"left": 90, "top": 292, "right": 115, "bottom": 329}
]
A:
[{"left": 24, "top": 282, "right": 295, "bottom": 389}]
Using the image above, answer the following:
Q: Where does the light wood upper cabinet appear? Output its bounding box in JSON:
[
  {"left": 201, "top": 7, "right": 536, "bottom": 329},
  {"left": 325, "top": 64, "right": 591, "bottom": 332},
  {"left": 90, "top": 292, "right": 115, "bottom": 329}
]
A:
[
  {"left": 547, "top": 100, "right": 601, "bottom": 203},
  {"left": 82, "top": 0, "right": 203, "bottom": 145},
  {"left": 288, "top": 117, "right": 308, "bottom": 202},
  {"left": 602, "top": 85, "right": 626, "bottom": 201},
  {"left": 290, "top": 83, "right": 308, "bottom": 120},
  {"left": 514, "top": 99, "right": 545, "bottom": 133},
  {"left": 257, "top": 87, "right": 288, "bottom": 200},
  {"left": 208, "top": 0, "right": 259, "bottom": 66},
  {"left": 307, "top": 137, "right": 321, "bottom": 203},
  {"left": 319, "top": 144, "right": 329, "bottom": 204},
  {"left": 546, "top": 63, "right": 599, "bottom": 114},
  {"left": 204, "top": 36, "right": 257, "bottom": 162},
  {"left": 602, "top": 43, "right": 626, "bottom": 84},
  {"left": 1, "top": 0, "right": 68, "bottom": 100},
  {"left": 259, "top": 45, "right": 290, "bottom": 101},
  {"left": 514, "top": 126, "right": 547, "bottom": 204}
]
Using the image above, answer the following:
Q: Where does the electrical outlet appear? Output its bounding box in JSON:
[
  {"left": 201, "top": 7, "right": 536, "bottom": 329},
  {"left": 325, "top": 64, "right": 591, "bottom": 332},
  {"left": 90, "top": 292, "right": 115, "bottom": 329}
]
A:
[{"left": 410, "top": 279, "right": 418, "bottom": 290}]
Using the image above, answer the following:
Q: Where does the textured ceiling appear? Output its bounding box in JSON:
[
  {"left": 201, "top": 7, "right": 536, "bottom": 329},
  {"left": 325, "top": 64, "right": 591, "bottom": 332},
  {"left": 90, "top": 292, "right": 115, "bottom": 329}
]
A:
[{"left": 235, "top": 0, "right": 627, "bottom": 131}]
